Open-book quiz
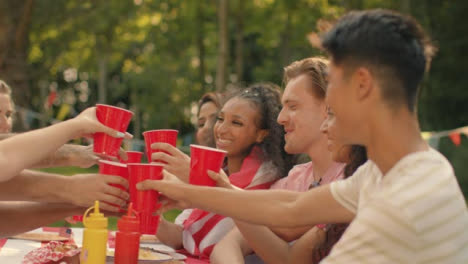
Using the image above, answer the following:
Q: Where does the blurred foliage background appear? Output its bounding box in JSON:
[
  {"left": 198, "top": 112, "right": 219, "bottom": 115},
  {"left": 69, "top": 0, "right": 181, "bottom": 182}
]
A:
[{"left": 0, "top": 0, "right": 466, "bottom": 198}]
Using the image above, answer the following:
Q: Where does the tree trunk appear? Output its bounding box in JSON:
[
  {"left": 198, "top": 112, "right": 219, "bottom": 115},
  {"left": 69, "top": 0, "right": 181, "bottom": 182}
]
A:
[
  {"left": 400, "top": 0, "right": 411, "bottom": 14},
  {"left": 280, "top": 11, "right": 292, "bottom": 67},
  {"left": 235, "top": 0, "right": 244, "bottom": 84},
  {"left": 130, "top": 90, "right": 140, "bottom": 140},
  {"left": 196, "top": 1, "right": 206, "bottom": 92},
  {"left": 215, "top": 0, "right": 228, "bottom": 92},
  {"left": 97, "top": 54, "right": 108, "bottom": 104},
  {"left": 0, "top": 0, "right": 34, "bottom": 110}
]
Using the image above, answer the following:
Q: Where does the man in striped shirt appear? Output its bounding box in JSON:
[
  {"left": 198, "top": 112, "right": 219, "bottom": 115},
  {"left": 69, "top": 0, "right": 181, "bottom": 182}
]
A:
[{"left": 138, "top": 9, "right": 468, "bottom": 263}]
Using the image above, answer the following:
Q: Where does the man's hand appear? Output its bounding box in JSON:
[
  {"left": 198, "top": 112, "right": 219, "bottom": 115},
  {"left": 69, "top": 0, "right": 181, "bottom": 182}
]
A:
[
  {"left": 62, "top": 173, "right": 129, "bottom": 212},
  {"left": 137, "top": 170, "right": 192, "bottom": 213}
]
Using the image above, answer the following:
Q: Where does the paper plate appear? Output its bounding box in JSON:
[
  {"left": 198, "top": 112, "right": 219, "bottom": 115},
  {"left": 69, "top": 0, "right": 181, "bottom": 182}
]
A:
[
  {"left": 11, "top": 232, "right": 70, "bottom": 242},
  {"left": 140, "top": 234, "right": 160, "bottom": 244}
]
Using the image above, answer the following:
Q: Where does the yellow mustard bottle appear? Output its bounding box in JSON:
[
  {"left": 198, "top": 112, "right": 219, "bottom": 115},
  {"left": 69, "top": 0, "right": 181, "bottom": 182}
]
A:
[{"left": 80, "top": 200, "right": 108, "bottom": 264}]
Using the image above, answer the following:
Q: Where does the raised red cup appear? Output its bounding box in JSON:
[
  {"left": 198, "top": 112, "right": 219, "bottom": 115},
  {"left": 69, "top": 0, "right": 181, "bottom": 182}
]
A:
[
  {"left": 127, "top": 163, "right": 164, "bottom": 234},
  {"left": 189, "top": 144, "right": 227, "bottom": 186},
  {"left": 93, "top": 104, "right": 133, "bottom": 157},
  {"left": 120, "top": 151, "right": 143, "bottom": 164},
  {"left": 127, "top": 163, "right": 163, "bottom": 212},
  {"left": 142, "top": 129, "right": 178, "bottom": 162},
  {"left": 138, "top": 212, "right": 161, "bottom": 235},
  {"left": 98, "top": 160, "right": 128, "bottom": 191}
]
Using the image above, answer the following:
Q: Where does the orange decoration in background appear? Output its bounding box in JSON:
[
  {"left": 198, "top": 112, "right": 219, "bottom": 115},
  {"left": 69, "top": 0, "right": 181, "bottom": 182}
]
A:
[{"left": 449, "top": 132, "right": 461, "bottom": 146}]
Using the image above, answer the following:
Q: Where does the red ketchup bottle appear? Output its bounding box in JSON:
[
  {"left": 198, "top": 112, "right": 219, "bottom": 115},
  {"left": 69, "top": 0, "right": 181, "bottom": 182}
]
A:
[{"left": 114, "top": 203, "right": 140, "bottom": 264}]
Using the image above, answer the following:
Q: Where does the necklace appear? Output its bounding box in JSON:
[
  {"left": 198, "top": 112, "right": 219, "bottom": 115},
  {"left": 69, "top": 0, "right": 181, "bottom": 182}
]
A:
[{"left": 310, "top": 177, "right": 322, "bottom": 188}]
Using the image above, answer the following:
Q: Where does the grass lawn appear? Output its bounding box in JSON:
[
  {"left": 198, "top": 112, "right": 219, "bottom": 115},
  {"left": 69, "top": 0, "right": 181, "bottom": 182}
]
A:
[{"left": 49, "top": 210, "right": 181, "bottom": 230}]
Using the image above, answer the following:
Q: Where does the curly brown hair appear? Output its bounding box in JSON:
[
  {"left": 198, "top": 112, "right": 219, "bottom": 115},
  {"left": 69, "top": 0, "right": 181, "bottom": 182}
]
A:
[{"left": 229, "top": 83, "right": 296, "bottom": 177}]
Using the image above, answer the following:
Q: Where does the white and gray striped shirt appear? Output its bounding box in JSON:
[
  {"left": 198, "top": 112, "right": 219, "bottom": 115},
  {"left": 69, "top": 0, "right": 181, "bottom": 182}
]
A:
[{"left": 324, "top": 149, "right": 468, "bottom": 264}]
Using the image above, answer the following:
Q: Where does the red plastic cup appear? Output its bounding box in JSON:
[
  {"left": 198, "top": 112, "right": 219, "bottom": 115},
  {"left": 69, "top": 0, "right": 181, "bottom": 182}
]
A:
[
  {"left": 120, "top": 151, "right": 143, "bottom": 164},
  {"left": 142, "top": 129, "right": 178, "bottom": 162},
  {"left": 189, "top": 144, "right": 227, "bottom": 186},
  {"left": 139, "top": 212, "right": 161, "bottom": 235},
  {"left": 93, "top": 104, "right": 133, "bottom": 157},
  {"left": 127, "top": 163, "right": 163, "bottom": 214},
  {"left": 98, "top": 160, "right": 128, "bottom": 191}
]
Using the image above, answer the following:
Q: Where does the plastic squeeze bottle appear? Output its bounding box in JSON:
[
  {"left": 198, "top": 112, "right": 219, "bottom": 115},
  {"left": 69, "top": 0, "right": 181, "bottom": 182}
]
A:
[
  {"left": 115, "top": 203, "right": 140, "bottom": 264},
  {"left": 80, "top": 200, "right": 108, "bottom": 264}
]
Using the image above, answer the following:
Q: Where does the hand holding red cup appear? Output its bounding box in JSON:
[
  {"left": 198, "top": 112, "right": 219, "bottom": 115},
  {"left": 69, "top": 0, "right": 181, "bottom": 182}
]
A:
[
  {"left": 119, "top": 151, "right": 143, "bottom": 164},
  {"left": 189, "top": 144, "right": 227, "bottom": 186},
  {"left": 127, "top": 163, "right": 164, "bottom": 234},
  {"left": 143, "top": 129, "right": 178, "bottom": 162},
  {"left": 93, "top": 104, "right": 133, "bottom": 157}
]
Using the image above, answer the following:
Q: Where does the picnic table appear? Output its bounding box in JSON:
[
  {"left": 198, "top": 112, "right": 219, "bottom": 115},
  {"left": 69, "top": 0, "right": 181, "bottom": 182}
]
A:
[{"left": 0, "top": 227, "right": 207, "bottom": 263}]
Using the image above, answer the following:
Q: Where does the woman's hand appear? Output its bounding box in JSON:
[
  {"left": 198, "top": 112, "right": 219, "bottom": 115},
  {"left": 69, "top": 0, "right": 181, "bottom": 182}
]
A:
[
  {"left": 150, "top": 143, "right": 190, "bottom": 182},
  {"left": 207, "top": 170, "right": 235, "bottom": 189},
  {"left": 71, "top": 107, "right": 133, "bottom": 139},
  {"left": 62, "top": 173, "right": 129, "bottom": 212}
]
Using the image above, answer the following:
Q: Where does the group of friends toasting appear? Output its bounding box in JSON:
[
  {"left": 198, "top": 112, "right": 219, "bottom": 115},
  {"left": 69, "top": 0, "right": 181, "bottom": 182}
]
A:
[{"left": 0, "top": 8, "right": 466, "bottom": 264}]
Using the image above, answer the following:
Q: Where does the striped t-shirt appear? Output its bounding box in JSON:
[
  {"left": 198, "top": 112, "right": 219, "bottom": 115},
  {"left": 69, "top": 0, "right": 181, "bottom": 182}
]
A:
[{"left": 324, "top": 149, "right": 468, "bottom": 263}]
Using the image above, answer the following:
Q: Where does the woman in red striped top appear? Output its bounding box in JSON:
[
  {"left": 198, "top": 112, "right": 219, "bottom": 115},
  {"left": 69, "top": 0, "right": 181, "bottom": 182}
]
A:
[{"left": 155, "top": 83, "right": 296, "bottom": 261}]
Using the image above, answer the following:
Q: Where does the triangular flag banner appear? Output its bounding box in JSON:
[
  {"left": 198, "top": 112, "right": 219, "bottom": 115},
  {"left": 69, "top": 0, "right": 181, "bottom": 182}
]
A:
[
  {"left": 421, "top": 132, "right": 432, "bottom": 140},
  {"left": 449, "top": 132, "right": 461, "bottom": 146},
  {"left": 46, "top": 91, "right": 57, "bottom": 109},
  {"left": 460, "top": 126, "right": 468, "bottom": 136},
  {"left": 56, "top": 104, "right": 71, "bottom": 121}
]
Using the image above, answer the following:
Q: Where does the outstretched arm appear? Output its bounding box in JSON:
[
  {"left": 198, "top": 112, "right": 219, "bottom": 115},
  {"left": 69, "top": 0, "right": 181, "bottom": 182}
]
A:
[
  {"left": 0, "top": 107, "right": 127, "bottom": 182},
  {"left": 0, "top": 170, "right": 129, "bottom": 212},
  {"left": 31, "top": 144, "right": 99, "bottom": 169},
  {"left": 0, "top": 134, "right": 100, "bottom": 169},
  {"left": 137, "top": 171, "right": 354, "bottom": 228},
  {"left": 0, "top": 201, "right": 82, "bottom": 238}
]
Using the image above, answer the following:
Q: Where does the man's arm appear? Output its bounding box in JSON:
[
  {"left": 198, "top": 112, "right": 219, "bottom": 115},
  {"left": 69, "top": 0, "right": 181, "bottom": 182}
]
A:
[
  {"left": 0, "top": 201, "right": 82, "bottom": 238},
  {"left": 138, "top": 175, "right": 354, "bottom": 228},
  {"left": 0, "top": 133, "right": 100, "bottom": 168},
  {"left": 31, "top": 144, "right": 99, "bottom": 169},
  {"left": 0, "top": 170, "right": 129, "bottom": 212},
  {"left": 210, "top": 227, "right": 253, "bottom": 264},
  {"left": 0, "top": 133, "right": 15, "bottom": 141}
]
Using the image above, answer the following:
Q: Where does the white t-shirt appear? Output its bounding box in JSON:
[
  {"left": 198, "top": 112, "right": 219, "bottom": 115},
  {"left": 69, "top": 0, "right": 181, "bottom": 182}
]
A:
[{"left": 323, "top": 149, "right": 468, "bottom": 264}]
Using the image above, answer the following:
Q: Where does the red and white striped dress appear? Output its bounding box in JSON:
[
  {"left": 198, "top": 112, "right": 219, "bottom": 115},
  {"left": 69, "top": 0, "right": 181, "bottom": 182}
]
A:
[{"left": 175, "top": 147, "right": 281, "bottom": 259}]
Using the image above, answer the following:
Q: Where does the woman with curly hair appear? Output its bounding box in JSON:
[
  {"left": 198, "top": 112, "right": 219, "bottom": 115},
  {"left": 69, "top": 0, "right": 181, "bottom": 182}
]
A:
[{"left": 153, "top": 83, "right": 295, "bottom": 261}]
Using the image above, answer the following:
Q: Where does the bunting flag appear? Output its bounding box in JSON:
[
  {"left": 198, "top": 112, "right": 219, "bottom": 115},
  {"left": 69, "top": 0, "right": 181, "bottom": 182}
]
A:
[
  {"left": 46, "top": 90, "right": 57, "bottom": 109},
  {"left": 421, "top": 126, "right": 467, "bottom": 148},
  {"left": 449, "top": 132, "right": 461, "bottom": 146}
]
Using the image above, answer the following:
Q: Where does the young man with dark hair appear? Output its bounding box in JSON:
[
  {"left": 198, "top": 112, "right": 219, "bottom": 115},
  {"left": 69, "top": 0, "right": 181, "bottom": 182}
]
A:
[{"left": 138, "top": 9, "right": 468, "bottom": 263}]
